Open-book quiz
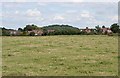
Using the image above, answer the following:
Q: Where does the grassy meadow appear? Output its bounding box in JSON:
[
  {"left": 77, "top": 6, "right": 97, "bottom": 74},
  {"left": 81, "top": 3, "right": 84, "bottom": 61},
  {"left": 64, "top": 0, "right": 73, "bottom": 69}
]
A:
[{"left": 2, "top": 35, "right": 118, "bottom": 76}]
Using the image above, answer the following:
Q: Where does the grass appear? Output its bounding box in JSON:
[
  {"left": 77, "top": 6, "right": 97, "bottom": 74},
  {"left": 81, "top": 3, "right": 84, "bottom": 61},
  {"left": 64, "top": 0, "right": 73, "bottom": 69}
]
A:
[{"left": 2, "top": 35, "right": 118, "bottom": 76}]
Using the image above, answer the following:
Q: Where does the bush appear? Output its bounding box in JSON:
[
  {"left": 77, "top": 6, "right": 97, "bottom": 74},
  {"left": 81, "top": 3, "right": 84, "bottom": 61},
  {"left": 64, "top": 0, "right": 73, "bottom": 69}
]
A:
[{"left": 29, "top": 32, "right": 35, "bottom": 36}]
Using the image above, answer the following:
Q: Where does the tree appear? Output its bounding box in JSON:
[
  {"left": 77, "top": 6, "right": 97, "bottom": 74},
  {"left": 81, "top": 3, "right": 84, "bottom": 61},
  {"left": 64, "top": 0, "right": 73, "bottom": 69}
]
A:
[
  {"left": 95, "top": 25, "right": 102, "bottom": 34},
  {"left": 18, "top": 28, "right": 23, "bottom": 31},
  {"left": 21, "top": 31, "right": 28, "bottom": 36},
  {"left": 2, "top": 27, "right": 10, "bottom": 36},
  {"left": 102, "top": 25, "right": 105, "bottom": 28},
  {"left": 42, "top": 24, "right": 80, "bottom": 35},
  {"left": 24, "top": 24, "right": 39, "bottom": 31},
  {"left": 110, "top": 23, "right": 119, "bottom": 33}
]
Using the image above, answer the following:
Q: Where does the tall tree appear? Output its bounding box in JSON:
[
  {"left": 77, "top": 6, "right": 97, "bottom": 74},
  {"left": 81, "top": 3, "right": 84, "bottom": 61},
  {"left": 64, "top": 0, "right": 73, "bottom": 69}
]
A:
[
  {"left": 24, "top": 24, "right": 39, "bottom": 31},
  {"left": 110, "top": 23, "right": 119, "bottom": 33},
  {"left": 18, "top": 28, "right": 23, "bottom": 31},
  {"left": 102, "top": 25, "right": 105, "bottom": 28},
  {"left": 95, "top": 25, "right": 102, "bottom": 34}
]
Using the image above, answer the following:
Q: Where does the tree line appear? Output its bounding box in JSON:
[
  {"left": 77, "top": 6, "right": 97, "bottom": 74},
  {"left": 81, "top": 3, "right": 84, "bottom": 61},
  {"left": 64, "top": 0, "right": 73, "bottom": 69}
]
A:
[{"left": 0, "top": 23, "right": 120, "bottom": 36}]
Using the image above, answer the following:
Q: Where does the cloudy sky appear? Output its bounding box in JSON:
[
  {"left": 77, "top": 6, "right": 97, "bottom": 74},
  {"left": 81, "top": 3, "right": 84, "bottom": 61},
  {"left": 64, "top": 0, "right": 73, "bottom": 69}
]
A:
[{"left": 0, "top": 0, "right": 119, "bottom": 29}]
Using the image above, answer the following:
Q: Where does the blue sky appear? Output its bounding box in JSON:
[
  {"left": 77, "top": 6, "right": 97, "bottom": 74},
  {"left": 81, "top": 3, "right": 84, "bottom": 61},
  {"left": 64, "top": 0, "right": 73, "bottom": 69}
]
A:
[{"left": 0, "top": 1, "right": 118, "bottom": 29}]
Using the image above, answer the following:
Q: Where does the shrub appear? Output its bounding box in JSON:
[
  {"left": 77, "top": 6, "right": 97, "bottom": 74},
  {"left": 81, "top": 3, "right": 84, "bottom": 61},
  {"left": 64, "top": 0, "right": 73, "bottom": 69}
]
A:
[{"left": 29, "top": 32, "right": 35, "bottom": 36}]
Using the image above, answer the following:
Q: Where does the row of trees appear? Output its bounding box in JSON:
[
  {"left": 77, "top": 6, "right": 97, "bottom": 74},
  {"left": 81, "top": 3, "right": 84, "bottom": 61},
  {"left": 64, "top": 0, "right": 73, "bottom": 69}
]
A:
[
  {"left": 0, "top": 23, "right": 120, "bottom": 36},
  {"left": 42, "top": 25, "right": 80, "bottom": 35}
]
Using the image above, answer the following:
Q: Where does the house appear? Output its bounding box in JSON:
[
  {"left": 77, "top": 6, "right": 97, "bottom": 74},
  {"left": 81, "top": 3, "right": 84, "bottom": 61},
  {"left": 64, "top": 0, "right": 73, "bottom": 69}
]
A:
[
  {"left": 107, "top": 28, "right": 112, "bottom": 35},
  {"left": 101, "top": 28, "right": 107, "bottom": 34},
  {"left": 85, "top": 27, "right": 91, "bottom": 33},
  {"left": 107, "top": 28, "right": 112, "bottom": 33},
  {"left": 28, "top": 29, "right": 43, "bottom": 36},
  {"left": 101, "top": 28, "right": 112, "bottom": 34},
  {"left": 9, "top": 29, "right": 21, "bottom": 36},
  {"left": 80, "top": 27, "right": 92, "bottom": 33}
]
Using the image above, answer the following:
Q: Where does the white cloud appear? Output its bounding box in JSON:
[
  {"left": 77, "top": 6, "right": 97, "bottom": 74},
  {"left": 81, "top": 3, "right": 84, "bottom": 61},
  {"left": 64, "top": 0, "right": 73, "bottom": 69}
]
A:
[
  {"left": 80, "top": 11, "right": 91, "bottom": 18},
  {"left": 53, "top": 15, "right": 64, "bottom": 20},
  {"left": 111, "top": 15, "right": 118, "bottom": 21},
  {"left": 84, "top": 0, "right": 119, "bottom": 2},
  {"left": 66, "top": 10, "right": 77, "bottom": 13},
  {"left": 81, "top": 13, "right": 90, "bottom": 18},
  {"left": 25, "top": 8, "right": 45, "bottom": 22},
  {"left": 0, "top": 0, "right": 119, "bottom": 2},
  {"left": 35, "top": 17, "right": 45, "bottom": 21},
  {"left": 66, "top": 0, "right": 83, "bottom": 2},
  {"left": 0, "top": 0, "right": 27, "bottom": 2},
  {"left": 26, "top": 8, "right": 41, "bottom": 17},
  {"left": 15, "top": 11, "right": 19, "bottom": 14},
  {"left": 37, "top": 3, "right": 47, "bottom": 6},
  {"left": 0, "top": 13, "right": 2, "bottom": 17},
  {"left": 2, "top": 2, "right": 118, "bottom": 29},
  {"left": 80, "top": 10, "right": 95, "bottom": 21}
]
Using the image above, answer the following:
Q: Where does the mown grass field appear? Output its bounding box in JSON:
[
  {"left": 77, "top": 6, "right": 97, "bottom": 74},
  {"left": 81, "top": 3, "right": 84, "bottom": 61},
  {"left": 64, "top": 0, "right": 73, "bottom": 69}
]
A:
[{"left": 2, "top": 35, "right": 118, "bottom": 76}]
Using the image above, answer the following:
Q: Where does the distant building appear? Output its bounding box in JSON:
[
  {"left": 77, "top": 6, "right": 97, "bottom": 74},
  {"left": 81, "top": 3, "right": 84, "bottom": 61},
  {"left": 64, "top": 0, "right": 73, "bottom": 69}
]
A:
[
  {"left": 28, "top": 29, "right": 43, "bottom": 36},
  {"left": 85, "top": 27, "right": 91, "bottom": 33},
  {"left": 101, "top": 28, "right": 107, "bottom": 34},
  {"left": 80, "top": 27, "right": 92, "bottom": 33},
  {"left": 101, "top": 28, "right": 112, "bottom": 34},
  {"left": 9, "top": 30, "right": 21, "bottom": 36}
]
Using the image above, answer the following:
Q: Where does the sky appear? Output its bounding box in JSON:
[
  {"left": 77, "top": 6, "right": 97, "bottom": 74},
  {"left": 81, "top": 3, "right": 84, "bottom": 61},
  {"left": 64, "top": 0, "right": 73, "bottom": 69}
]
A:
[{"left": 0, "top": 0, "right": 119, "bottom": 29}]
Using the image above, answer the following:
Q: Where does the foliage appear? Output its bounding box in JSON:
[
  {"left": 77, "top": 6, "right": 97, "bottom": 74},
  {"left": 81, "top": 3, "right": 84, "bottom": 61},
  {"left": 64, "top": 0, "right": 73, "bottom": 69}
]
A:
[
  {"left": 1, "top": 23, "right": 120, "bottom": 36},
  {"left": 2, "top": 28, "right": 10, "bottom": 36},
  {"left": 102, "top": 25, "right": 105, "bottom": 28},
  {"left": 42, "top": 25, "right": 80, "bottom": 35},
  {"left": 18, "top": 28, "right": 23, "bottom": 31},
  {"left": 21, "top": 31, "right": 28, "bottom": 36},
  {"left": 110, "top": 23, "right": 119, "bottom": 33},
  {"left": 95, "top": 25, "right": 102, "bottom": 35},
  {"left": 24, "top": 24, "right": 39, "bottom": 31},
  {"left": 29, "top": 32, "right": 35, "bottom": 36}
]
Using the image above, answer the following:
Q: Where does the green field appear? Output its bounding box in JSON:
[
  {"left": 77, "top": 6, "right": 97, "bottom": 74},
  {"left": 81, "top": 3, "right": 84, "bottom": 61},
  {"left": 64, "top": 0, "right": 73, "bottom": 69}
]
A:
[{"left": 2, "top": 35, "right": 118, "bottom": 76}]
